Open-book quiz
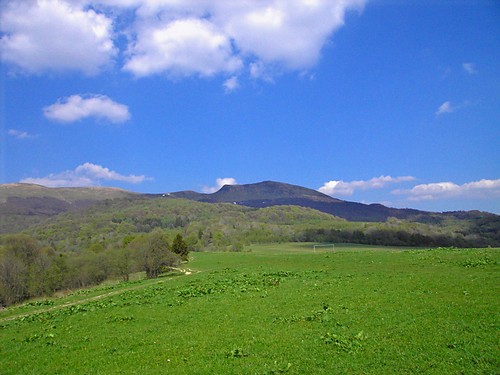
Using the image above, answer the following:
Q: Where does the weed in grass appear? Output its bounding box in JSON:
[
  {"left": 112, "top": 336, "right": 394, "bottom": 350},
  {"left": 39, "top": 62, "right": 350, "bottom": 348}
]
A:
[
  {"left": 462, "top": 257, "right": 492, "bottom": 268},
  {"left": 274, "top": 303, "right": 344, "bottom": 326},
  {"left": 25, "top": 300, "right": 55, "bottom": 307},
  {"left": 267, "top": 361, "right": 292, "bottom": 374},
  {"left": 106, "top": 315, "right": 135, "bottom": 323},
  {"left": 23, "top": 332, "right": 57, "bottom": 346},
  {"left": 175, "top": 271, "right": 294, "bottom": 301},
  {"left": 304, "top": 303, "right": 336, "bottom": 323},
  {"left": 226, "top": 348, "right": 249, "bottom": 358},
  {"left": 321, "top": 330, "right": 368, "bottom": 353}
]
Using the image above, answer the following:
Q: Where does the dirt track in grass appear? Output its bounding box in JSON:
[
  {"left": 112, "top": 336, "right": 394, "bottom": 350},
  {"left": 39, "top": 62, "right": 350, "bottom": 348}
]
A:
[{"left": 0, "top": 267, "right": 196, "bottom": 323}]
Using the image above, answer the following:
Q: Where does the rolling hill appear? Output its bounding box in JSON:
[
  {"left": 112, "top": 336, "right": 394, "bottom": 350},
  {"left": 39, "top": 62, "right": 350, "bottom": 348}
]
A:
[
  {"left": 1, "top": 181, "right": 498, "bottom": 246},
  {"left": 0, "top": 183, "right": 137, "bottom": 233}
]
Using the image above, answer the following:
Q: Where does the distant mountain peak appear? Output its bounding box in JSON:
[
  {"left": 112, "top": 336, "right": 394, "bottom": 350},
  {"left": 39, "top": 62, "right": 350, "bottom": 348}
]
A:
[
  {"left": 171, "top": 180, "right": 434, "bottom": 221},
  {"left": 211, "top": 180, "right": 339, "bottom": 203}
]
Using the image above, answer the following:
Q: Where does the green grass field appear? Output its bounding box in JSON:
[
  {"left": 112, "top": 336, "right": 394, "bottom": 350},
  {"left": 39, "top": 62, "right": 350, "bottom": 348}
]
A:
[{"left": 1, "top": 244, "right": 498, "bottom": 374}]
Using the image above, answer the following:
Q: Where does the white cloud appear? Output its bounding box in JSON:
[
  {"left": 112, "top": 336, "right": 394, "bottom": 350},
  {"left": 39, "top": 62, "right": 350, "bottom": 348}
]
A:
[
  {"left": 319, "top": 175, "right": 415, "bottom": 196},
  {"left": 435, "top": 100, "right": 471, "bottom": 116},
  {"left": 43, "top": 94, "right": 130, "bottom": 123},
  {"left": 202, "top": 177, "right": 238, "bottom": 194},
  {"left": 249, "top": 61, "right": 275, "bottom": 81},
  {"left": 217, "top": 0, "right": 365, "bottom": 70},
  {"left": 117, "top": 0, "right": 366, "bottom": 72},
  {"left": 462, "top": 62, "right": 477, "bottom": 75},
  {"left": 123, "top": 18, "right": 243, "bottom": 77},
  {"left": 20, "top": 162, "right": 151, "bottom": 187},
  {"left": 7, "top": 129, "right": 34, "bottom": 140},
  {"left": 223, "top": 76, "right": 239, "bottom": 92},
  {"left": 436, "top": 101, "right": 454, "bottom": 115},
  {"left": 0, "top": 0, "right": 116, "bottom": 75},
  {"left": 1, "top": 1, "right": 366, "bottom": 81},
  {"left": 393, "top": 179, "right": 500, "bottom": 201}
]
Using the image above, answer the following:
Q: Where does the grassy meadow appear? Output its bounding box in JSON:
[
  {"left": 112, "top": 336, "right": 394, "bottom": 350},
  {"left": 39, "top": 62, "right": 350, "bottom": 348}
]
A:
[{"left": 0, "top": 244, "right": 498, "bottom": 374}]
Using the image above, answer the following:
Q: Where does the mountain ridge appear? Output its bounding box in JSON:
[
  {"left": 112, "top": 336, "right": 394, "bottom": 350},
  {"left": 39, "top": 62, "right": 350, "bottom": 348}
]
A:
[
  {"left": 0, "top": 181, "right": 497, "bottom": 235},
  {"left": 170, "top": 180, "right": 496, "bottom": 222}
]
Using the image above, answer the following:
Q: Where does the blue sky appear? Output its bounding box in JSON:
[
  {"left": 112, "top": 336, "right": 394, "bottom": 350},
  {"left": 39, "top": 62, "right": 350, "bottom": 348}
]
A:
[{"left": 1, "top": 0, "right": 499, "bottom": 214}]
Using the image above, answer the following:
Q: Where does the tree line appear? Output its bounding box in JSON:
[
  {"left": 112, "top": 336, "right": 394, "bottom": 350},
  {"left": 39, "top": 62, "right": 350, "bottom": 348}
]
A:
[
  {"left": 296, "top": 227, "right": 493, "bottom": 248},
  {"left": 0, "top": 230, "right": 189, "bottom": 307}
]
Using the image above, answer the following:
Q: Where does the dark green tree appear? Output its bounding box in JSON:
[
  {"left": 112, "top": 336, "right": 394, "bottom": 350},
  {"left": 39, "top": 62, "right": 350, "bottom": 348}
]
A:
[{"left": 172, "top": 233, "right": 189, "bottom": 260}]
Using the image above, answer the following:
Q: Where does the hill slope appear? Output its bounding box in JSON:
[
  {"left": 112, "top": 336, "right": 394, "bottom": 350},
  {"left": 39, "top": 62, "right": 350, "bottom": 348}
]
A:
[
  {"left": 0, "top": 183, "right": 137, "bottom": 233},
  {"left": 0, "top": 183, "right": 136, "bottom": 203}
]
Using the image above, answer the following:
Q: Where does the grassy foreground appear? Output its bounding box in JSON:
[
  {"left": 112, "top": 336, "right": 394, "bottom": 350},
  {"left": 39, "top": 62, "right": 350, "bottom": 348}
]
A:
[{"left": 0, "top": 244, "right": 498, "bottom": 374}]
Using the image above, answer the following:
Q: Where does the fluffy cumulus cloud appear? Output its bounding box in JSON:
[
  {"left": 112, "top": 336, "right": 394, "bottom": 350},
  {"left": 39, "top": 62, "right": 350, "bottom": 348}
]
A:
[
  {"left": 0, "top": 0, "right": 366, "bottom": 81},
  {"left": 43, "top": 94, "right": 130, "bottom": 123},
  {"left": 21, "top": 163, "right": 151, "bottom": 187},
  {"left": 216, "top": 0, "right": 365, "bottom": 71},
  {"left": 393, "top": 179, "right": 500, "bottom": 201},
  {"left": 202, "top": 177, "right": 238, "bottom": 194},
  {"left": 124, "top": 18, "right": 243, "bottom": 77},
  {"left": 319, "top": 175, "right": 415, "bottom": 196},
  {"left": 127, "top": 0, "right": 365, "bottom": 78},
  {"left": 0, "top": 0, "right": 116, "bottom": 75}
]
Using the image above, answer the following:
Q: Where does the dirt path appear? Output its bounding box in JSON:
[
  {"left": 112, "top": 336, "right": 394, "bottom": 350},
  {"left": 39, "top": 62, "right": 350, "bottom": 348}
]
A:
[{"left": 0, "top": 267, "right": 196, "bottom": 323}]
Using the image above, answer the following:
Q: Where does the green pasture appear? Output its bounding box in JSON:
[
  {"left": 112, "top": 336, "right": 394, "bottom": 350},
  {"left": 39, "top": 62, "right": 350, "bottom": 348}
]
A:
[{"left": 0, "top": 244, "right": 498, "bottom": 374}]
